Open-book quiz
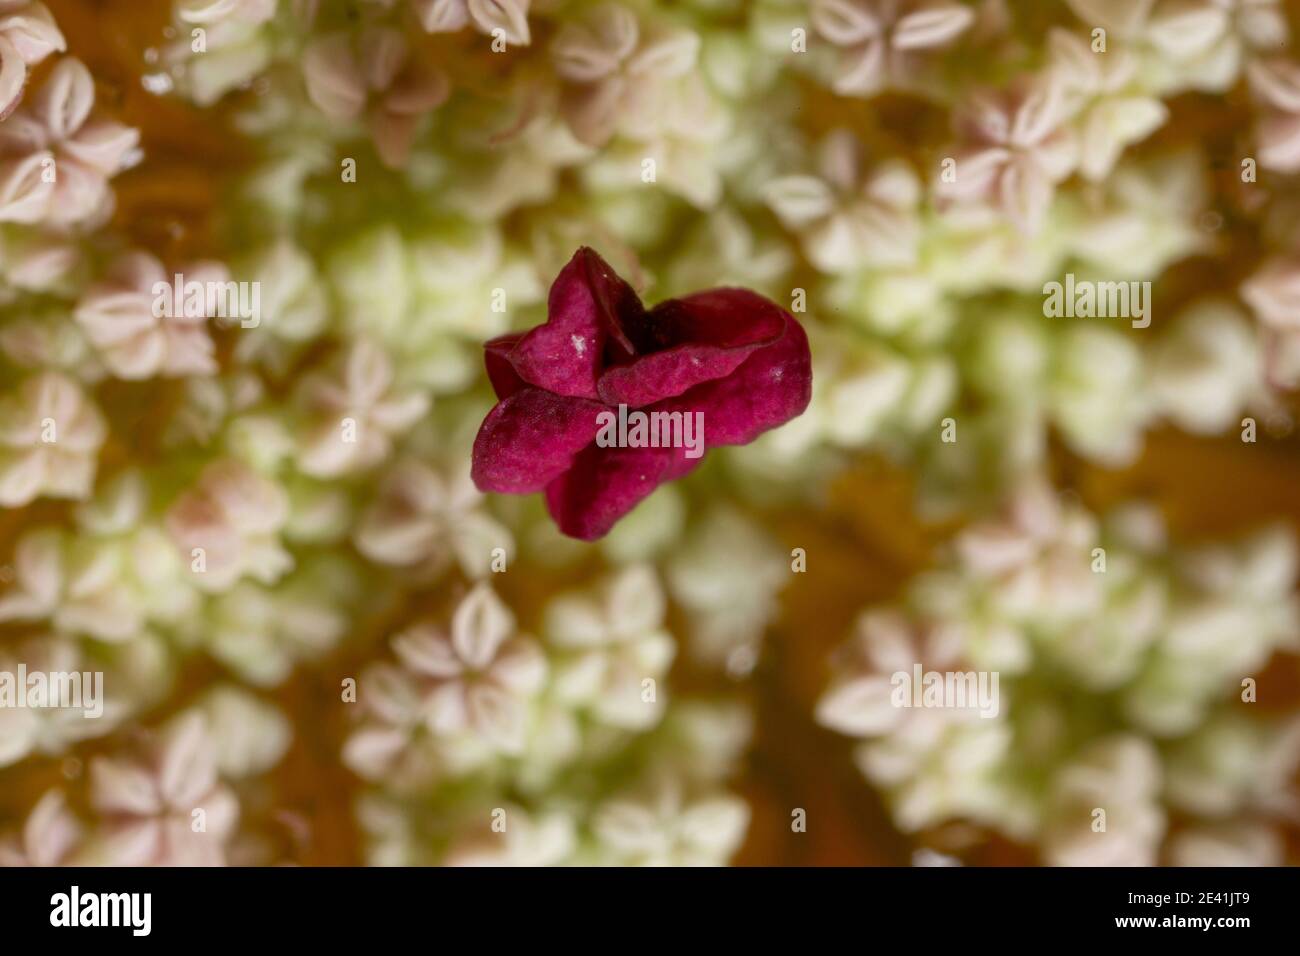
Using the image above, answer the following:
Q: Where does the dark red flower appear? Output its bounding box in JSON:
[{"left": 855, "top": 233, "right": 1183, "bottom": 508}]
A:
[{"left": 471, "top": 247, "right": 813, "bottom": 540}]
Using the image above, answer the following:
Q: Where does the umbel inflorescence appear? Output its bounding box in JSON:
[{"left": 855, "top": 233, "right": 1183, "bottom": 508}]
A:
[{"left": 0, "top": 0, "right": 1298, "bottom": 866}]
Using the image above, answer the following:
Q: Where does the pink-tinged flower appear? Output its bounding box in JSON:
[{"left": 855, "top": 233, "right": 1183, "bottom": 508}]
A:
[
  {"left": 294, "top": 339, "right": 429, "bottom": 478},
  {"left": 810, "top": 0, "right": 975, "bottom": 98},
  {"left": 936, "top": 75, "right": 1078, "bottom": 234},
  {"left": 300, "top": 27, "right": 449, "bottom": 168},
  {"left": 551, "top": 4, "right": 700, "bottom": 147},
  {"left": 413, "top": 0, "right": 530, "bottom": 46},
  {"left": 88, "top": 714, "right": 239, "bottom": 866},
  {"left": 164, "top": 458, "right": 291, "bottom": 591},
  {"left": 0, "top": 57, "right": 139, "bottom": 226},
  {"left": 74, "top": 251, "right": 225, "bottom": 379},
  {"left": 1248, "top": 58, "right": 1300, "bottom": 173},
  {"left": 0, "top": 2, "right": 65, "bottom": 121},
  {"left": 0, "top": 789, "right": 81, "bottom": 866},
  {"left": 0, "top": 371, "right": 106, "bottom": 507},
  {"left": 470, "top": 248, "right": 812, "bottom": 540},
  {"left": 1241, "top": 255, "right": 1300, "bottom": 387}
]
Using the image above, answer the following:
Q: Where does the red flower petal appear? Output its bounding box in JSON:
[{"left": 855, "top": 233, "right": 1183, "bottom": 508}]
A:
[
  {"left": 484, "top": 333, "right": 526, "bottom": 398},
  {"left": 596, "top": 289, "right": 788, "bottom": 407},
  {"left": 471, "top": 387, "right": 605, "bottom": 494},
  {"left": 504, "top": 247, "right": 642, "bottom": 399},
  {"left": 658, "top": 311, "right": 812, "bottom": 446},
  {"left": 544, "top": 443, "right": 702, "bottom": 541}
]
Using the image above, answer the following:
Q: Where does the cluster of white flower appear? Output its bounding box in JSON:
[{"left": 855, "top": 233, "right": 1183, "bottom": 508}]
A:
[
  {"left": 1, "top": 0, "right": 1298, "bottom": 867},
  {"left": 818, "top": 483, "right": 1300, "bottom": 865}
]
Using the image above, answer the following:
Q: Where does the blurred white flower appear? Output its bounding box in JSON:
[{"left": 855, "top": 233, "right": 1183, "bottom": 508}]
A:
[
  {"left": 0, "top": 57, "right": 138, "bottom": 226},
  {"left": 295, "top": 339, "right": 429, "bottom": 478},
  {"left": 87, "top": 714, "right": 239, "bottom": 866},
  {"left": 552, "top": 4, "right": 701, "bottom": 146},
  {"left": 0, "top": 371, "right": 106, "bottom": 507},
  {"left": 1248, "top": 58, "right": 1300, "bottom": 173},
  {"left": 1041, "top": 736, "right": 1166, "bottom": 867},
  {"left": 165, "top": 458, "right": 292, "bottom": 592},
  {"left": 1046, "top": 29, "right": 1168, "bottom": 180},
  {"left": 74, "top": 252, "right": 226, "bottom": 379},
  {"left": 0, "top": 2, "right": 65, "bottom": 120},
  {"left": 390, "top": 584, "right": 546, "bottom": 754},
  {"left": 810, "top": 0, "right": 974, "bottom": 98},
  {"left": 444, "top": 804, "right": 574, "bottom": 866},
  {"left": 301, "top": 27, "right": 449, "bottom": 167},
  {"left": 544, "top": 564, "right": 676, "bottom": 729},
  {"left": 355, "top": 458, "right": 513, "bottom": 579},
  {"left": 764, "top": 130, "right": 922, "bottom": 273},
  {"left": 937, "top": 75, "right": 1078, "bottom": 234},
  {"left": 591, "top": 781, "right": 749, "bottom": 865},
  {"left": 413, "top": 0, "right": 530, "bottom": 45},
  {"left": 0, "top": 789, "right": 81, "bottom": 866}
]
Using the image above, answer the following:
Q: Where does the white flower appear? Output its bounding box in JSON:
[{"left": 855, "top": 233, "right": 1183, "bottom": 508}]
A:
[
  {"left": 591, "top": 781, "right": 749, "bottom": 866},
  {"left": 1046, "top": 28, "right": 1168, "bottom": 180},
  {"left": 0, "top": 57, "right": 138, "bottom": 225},
  {"left": 0, "top": 371, "right": 106, "bottom": 507},
  {"left": 0, "top": 2, "right": 65, "bottom": 120},
  {"left": 817, "top": 609, "right": 967, "bottom": 737},
  {"left": 164, "top": 458, "right": 292, "bottom": 592},
  {"left": 552, "top": 4, "right": 701, "bottom": 146},
  {"left": 1241, "top": 254, "right": 1300, "bottom": 387},
  {"left": 1041, "top": 736, "right": 1165, "bottom": 867},
  {"left": 1248, "top": 58, "right": 1300, "bottom": 173},
  {"left": 1149, "top": 301, "right": 1264, "bottom": 433},
  {"left": 294, "top": 339, "right": 429, "bottom": 478},
  {"left": 544, "top": 565, "right": 676, "bottom": 729},
  {"left": 200, "top": 569, "right": 349, "bottom": 686},
  {"left": 1067, "top": 0, "right": 1287, "bottom": 94},
  {"left": 389, "top": 584, "right": 546, "bottom": 754},
  {"left": 665, "top": 508, "right": 787, "bottom": 671},
  {"left": 765, "top": 130, "right": 922, "bottom": 273},
  {"left": 937, "top": 75, "right": 1078, "bottom": 234},
  {"left": 87, "top": 714, "right": 238, "bottom": 866},
  {"left": 196, "top": 685, "right": 292, "bottom": 777},
  {"left": 0, "top": 528, "right": 145, "bottom": 640},
  {"left": 444, "top": 804, "right": 574, "bottom": 866},
  {"left": 300, "top": 27, "right": 449, "bottom": 167},
  {"left": 0, "top": 789, "right": 80, "bottom": 866},
  {"left": 413, "top": 0, "right": 530, "bottom": 46},
  {"left": 354, "top": 458, "right": 513, "bottom": 579},
  {"left": 0, "top": 635, "right": 123, "bottom": 767},
  {"left": 74, "top": 251, "right": 226, "bottom": 379},
  {"left": 810, "top": 0, "right": 974, "bottom": 98}
]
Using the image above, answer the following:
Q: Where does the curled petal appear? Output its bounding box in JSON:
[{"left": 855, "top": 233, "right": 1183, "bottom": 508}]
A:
[
  {"left": 0, "top": 3, "right": 65, "bottom": 63},
  {"left": 596, "top": 289, "right": 788, "bottom": 407},
  {"left": 0, "top": 36, "right": 25, "bottom": 121},
  {"left": 545, "top": 442, "right": 702, "bottom": 541},
  {"left": 468, "top": 0, "right": 530, "bottom": 47},
  {"left": 892, "top": 5, "right": 975, "bottom": 51},
  {"left": 657, "top": 310, "right": 812, "bottom": 447},
  {"left": 0, "top": 149, "right": 53, "bottom": 222},
  {"left": 471, "top": 387, "right": 604, "bottom": 493},
  {"left": 301, "top": 34, "right": 365, "bottom": 120},
  {"left": 505, "top": 246, "right": 643, "bottom": 398},
  {"left": 811, "top": 0, "right": 884, "bottom": 46},
  {"left": 31, "top": 56, "right": 94, "bottom": 142},
  {"left": 415, "top": 0, "right": 470, "bottom": 33}
]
